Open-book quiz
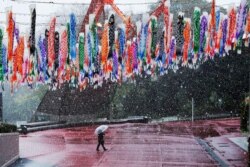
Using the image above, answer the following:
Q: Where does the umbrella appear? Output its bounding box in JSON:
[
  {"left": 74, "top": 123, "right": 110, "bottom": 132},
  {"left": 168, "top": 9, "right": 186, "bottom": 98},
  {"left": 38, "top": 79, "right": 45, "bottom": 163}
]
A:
[{"left": 95, "top": 125, "right": 108, "bottom": 135}]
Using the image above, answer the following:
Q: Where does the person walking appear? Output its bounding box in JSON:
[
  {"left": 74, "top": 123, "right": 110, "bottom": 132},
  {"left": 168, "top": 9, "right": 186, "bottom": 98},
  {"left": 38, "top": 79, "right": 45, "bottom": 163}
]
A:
[{"left": 96, "top": 132, "right": 107, "bottom": 151}]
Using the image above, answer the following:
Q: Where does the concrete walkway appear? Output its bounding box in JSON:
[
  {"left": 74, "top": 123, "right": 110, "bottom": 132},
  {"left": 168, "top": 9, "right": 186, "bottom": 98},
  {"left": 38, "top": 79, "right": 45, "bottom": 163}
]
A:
[{"left": 10, "top": 118, "right": 247, "bottom": 167}]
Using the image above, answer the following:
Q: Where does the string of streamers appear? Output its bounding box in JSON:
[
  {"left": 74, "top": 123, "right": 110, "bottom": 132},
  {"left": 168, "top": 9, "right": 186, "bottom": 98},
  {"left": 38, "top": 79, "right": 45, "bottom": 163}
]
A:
[
  {"left": 0, "top": 0, "right": 249, "bottom": 92},
  {"left": 70, "top": 13, "right": 76, "bottom": 62}
]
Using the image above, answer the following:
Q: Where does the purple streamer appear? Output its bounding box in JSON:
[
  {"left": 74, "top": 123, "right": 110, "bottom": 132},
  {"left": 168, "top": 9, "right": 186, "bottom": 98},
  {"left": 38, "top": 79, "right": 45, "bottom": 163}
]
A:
[
  {"left": 199, "top": 15, "right": 208, "bottom": 54},
  {"left": 220, "top": 18, "right": 228, "bottom": 56},
  {"left": 113, "top": 51, "right": 118, "bottom": 76},
  {"left": 236, "top": 0, "right": 248, "bottom": 39},
  {"left": 38, "top": 36, "right": 47, "bottom": 76},
  {"left": 169, "top": 37, "right": 176, "bottom": 65},
  {"left": 14, "top": 25, "right": 19, "bottom": 43},
  {"left": 132, "top": 41, "right": 138, "bottom": 71}
]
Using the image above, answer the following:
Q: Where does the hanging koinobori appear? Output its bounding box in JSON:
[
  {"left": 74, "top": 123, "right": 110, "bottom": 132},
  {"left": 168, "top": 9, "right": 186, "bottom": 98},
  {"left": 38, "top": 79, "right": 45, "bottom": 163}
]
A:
[{"left": 0, "top": 0, "right": 249, "bottom": 92}]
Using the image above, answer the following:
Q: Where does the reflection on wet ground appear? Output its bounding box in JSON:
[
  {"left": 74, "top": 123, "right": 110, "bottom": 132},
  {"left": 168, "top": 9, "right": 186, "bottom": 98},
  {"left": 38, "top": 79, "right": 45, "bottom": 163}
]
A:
[{"left": 11, "top": 118, "right": 247, "bottom": 167}]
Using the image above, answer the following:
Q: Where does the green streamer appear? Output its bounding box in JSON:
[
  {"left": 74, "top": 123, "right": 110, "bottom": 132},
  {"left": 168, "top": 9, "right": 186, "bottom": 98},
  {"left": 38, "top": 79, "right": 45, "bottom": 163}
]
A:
[
  {"left": 193, "top": 7, "right": 201, "bottom": 54},
  {"left": 79, "top": 34, "right": 84, "bottom": 71}
]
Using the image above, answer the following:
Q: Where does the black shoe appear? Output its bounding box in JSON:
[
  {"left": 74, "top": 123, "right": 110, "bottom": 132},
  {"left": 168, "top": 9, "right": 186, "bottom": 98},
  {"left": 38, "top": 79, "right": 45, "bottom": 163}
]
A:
[
  {"left": 96, "top": 149, "right": 99, "bottom": 151},
  {"left": 104, "top": 148, "right": 108, "bottom": 151}
]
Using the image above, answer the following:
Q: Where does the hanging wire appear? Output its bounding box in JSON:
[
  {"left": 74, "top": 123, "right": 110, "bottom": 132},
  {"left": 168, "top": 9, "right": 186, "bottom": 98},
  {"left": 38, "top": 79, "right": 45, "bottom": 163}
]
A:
[{"left": 10, "top": 0, "right": 161, "bottom": 6}]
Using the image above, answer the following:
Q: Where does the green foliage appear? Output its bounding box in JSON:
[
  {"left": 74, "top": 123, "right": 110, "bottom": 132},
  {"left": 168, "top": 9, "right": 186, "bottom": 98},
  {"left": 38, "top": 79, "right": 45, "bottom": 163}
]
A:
[
  {"left": 0, "top": 123, "right": 17, "bottom": 133},
  {"left": 111, "top": 49, "right": 250, "bottom": 119}
]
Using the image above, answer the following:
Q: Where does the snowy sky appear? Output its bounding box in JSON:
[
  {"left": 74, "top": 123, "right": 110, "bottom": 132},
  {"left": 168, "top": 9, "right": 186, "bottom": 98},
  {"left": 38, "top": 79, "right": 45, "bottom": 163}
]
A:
[{"left": 0, "top": 0, "right": 243, "bottom": 37}]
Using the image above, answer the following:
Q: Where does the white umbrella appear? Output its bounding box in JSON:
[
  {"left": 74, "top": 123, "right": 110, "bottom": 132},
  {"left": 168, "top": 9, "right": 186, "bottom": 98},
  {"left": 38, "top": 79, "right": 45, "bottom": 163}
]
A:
[{"left": 95, "top": 125, "right": 108, "bottom": 135}]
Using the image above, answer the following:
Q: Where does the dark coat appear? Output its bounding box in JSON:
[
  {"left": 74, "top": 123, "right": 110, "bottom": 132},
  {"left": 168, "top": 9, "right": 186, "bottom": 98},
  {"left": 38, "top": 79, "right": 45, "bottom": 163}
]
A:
[{"left": 98, "top": 132, "right": 105, "bottom": 142}]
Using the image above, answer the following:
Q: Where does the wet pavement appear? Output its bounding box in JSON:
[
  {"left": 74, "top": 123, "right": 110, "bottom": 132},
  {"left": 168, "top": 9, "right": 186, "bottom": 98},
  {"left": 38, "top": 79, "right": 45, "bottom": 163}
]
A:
[{"left": 11, "top": 118, "right": 248, "bottom": 167}]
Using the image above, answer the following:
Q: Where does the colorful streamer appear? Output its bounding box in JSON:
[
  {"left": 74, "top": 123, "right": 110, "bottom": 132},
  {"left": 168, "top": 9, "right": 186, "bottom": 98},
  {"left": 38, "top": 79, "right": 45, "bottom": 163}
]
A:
[
  {"left": 70, "top": 13, "right": 76, "bottom": 62},
  {"left": 236, "top": 0, "right": 248, "bottom": 52},
  {"left": 199, "top": 12, "right": 208, "bottom": 55},
  {"left": 48, "top": 17, "right": 56, "bottom": 72},
  {"left": 182, "top": 18, "right": 191, "bottom": 66},
  {"left": 220, "top": 16, "right": 228, "bottom": 56},
  {"left": 226, "top": 6, "right": 236, "bottom": 52},
  {"left": 54, "top": 31, "right": 60, "bottom": 71},
  {"left": 79, "top": 33, "right": 84, "bottom": 71},
  {"left": 30, "top": 7, "right": 36, "bottom": 55},
  {"left": 193, "top": 7, "right": 201, "bottom": 59}
]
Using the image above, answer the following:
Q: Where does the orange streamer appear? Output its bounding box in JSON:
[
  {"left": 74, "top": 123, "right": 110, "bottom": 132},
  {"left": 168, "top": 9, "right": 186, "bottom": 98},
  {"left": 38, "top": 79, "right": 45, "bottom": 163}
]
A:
[
  {"left": 226, "top": 7, "right": 236, "bottom": 49},
  {"left": 48, "top": 17, "right": 56, "bottom": 72},
  {"left": 126, "top": 42, "right": 133, "bottom": 75},
  {"left": 101, "top": 24, "right": 109, "bottom": 73},
  {"left": 182, "top": 19, "right": 191, "bottom": 66},
  {"left": 7, "top": 11, "right": 14, "bottom": 63}
]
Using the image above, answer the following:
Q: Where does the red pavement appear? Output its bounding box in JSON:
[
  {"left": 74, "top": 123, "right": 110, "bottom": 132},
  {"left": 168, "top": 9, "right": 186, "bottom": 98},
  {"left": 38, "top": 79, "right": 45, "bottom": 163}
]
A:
[{"left": 13, "top": 118, "right": 247, "bottom": 167}]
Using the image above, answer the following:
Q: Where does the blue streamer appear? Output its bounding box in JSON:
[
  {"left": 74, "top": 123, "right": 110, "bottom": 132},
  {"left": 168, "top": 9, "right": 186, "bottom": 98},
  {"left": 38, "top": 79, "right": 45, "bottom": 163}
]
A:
[
  {"left": 113, "top": 50, "right": 118, "bottom": 76},
  {"left": 118, "top": 28, "right": 125, "bottom": 56},
  {"left": 70, "top": 13, "right": 76, "bottom": 61},
  {"left": 139, "top": 23, "right": 148, "bottom": 60},
  {"left": 216, "top": 8, "right": 220, "bottom": 31},
  {"left": 38, "top": 36, "right": 47, "bottom": 79}
]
